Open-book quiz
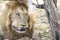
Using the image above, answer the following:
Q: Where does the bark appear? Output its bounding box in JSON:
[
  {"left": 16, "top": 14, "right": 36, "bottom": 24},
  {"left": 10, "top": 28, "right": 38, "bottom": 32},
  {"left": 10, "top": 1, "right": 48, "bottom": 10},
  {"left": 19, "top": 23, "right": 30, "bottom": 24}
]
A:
[
  {"left": 53, "top": 0, "right": 57, "bottom": 7},
  {"left": 32, "top": 3, "right": 44, "bottom": 9},
  {"left": 43, "top": 0, "right": 60, "bottom": 40}
]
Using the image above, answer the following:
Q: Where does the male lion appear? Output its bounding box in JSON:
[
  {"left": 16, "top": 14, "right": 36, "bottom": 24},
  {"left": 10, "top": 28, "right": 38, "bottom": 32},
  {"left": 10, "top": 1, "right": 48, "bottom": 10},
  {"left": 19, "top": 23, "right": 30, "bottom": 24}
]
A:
[{"left": 0, "top": 1, "right": 35, "bottom": 40}]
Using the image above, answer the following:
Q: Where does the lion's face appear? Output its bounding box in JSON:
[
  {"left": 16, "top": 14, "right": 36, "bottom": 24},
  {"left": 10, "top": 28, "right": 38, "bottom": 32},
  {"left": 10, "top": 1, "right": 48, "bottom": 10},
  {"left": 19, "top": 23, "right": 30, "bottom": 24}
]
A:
[{"left": 11, "top": 6, "right": 28, "bottom": 33}]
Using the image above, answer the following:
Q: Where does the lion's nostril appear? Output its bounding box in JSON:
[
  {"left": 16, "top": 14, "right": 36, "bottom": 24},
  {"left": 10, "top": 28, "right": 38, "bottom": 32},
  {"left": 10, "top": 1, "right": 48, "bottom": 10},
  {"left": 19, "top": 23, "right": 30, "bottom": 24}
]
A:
[
  {"left": 21, "top": 24, "right": 26, "bottom": 27},
  {"left": 13, "top": 25, "right": 16, "bottom": 28}
]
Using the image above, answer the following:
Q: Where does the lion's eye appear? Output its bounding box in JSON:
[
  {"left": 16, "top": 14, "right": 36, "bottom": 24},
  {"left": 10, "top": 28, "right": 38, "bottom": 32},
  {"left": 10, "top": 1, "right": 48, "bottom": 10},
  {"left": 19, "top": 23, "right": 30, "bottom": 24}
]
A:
[{"left": 16, "top": 13, "right": 20, "bottom": 17}]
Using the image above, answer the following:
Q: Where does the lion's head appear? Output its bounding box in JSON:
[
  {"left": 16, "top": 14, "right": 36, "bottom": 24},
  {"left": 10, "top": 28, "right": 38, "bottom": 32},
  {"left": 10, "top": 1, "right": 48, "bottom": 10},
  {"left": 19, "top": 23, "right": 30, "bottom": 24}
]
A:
[
  {"left": 0, "top": 1, "right": 35, "bottom": 40},
  {"left": 11, "top": 5, "right": 28, "bottom": 33}
]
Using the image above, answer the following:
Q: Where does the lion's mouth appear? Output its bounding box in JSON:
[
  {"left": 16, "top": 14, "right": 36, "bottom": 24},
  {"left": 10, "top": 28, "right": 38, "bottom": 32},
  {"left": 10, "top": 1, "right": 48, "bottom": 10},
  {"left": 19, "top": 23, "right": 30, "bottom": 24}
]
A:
[
  {"left": 12, "top": 26, "right": 27, "bottom": 33},
  {"left": 13, "top": 26, "right": 26, "bottom": 31}
]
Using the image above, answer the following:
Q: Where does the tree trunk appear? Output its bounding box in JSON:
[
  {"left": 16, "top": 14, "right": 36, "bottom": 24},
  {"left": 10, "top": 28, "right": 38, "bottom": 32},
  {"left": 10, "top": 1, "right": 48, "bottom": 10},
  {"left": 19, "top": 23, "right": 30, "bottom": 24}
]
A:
[
  {"left": 53, "top": 0, "right": 57, "bottom": 7},
  {"left": 43, "top": 0, "right": 60, "bottom": 40}
]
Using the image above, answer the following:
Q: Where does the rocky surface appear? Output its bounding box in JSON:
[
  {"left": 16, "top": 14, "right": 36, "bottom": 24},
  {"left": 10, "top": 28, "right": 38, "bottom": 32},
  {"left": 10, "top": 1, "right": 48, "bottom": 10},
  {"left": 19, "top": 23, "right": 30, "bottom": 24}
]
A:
[{"left": 32, "top": 8, "right": 51, "bottom": 40}]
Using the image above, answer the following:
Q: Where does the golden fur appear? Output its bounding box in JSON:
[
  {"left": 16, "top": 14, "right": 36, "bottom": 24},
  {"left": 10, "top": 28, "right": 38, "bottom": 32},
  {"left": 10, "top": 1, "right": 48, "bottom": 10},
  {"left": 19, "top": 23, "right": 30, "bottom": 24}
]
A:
[{"left": 0, "top": 1, "right": 35, "bottom": 40}]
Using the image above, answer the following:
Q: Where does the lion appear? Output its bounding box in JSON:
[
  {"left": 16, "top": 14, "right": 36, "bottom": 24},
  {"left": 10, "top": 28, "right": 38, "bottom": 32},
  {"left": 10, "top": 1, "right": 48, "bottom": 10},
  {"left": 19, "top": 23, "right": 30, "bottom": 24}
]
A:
[{"left": 0, "top": 1, "right": 35, "bottom": 40}]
